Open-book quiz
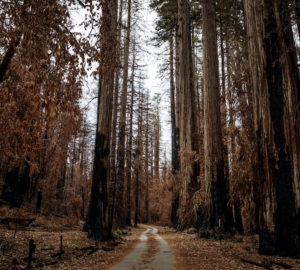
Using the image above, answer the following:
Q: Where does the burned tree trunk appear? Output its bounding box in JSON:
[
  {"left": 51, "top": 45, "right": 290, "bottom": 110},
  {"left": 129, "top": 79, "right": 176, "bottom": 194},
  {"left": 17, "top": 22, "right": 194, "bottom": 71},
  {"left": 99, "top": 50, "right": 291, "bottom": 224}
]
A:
[
  {"left": 243, "top": 0, "right": 297, "bottom": 255},
  {"left": 0, "top": 39, "right": 20, "bottom": 84},
  {"left": 259, "top": 0, "right": 296, "bottom": 255},
  {"left": 84, "top": 0, "right": 118, "bottom": 241}
]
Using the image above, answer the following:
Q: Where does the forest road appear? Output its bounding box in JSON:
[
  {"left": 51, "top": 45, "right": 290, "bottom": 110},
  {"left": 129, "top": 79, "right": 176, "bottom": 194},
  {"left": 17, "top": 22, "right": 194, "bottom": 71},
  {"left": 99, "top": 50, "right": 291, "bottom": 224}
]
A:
[{"left": 109, "top": 225, "right": 176, "bottom": 270}]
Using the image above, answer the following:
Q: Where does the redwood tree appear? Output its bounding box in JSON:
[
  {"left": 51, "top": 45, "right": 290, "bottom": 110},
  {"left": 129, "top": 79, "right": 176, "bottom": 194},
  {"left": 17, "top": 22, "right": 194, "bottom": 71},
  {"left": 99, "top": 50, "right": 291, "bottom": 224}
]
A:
[{"left": 84, "top": 0, "right": 118, "bottom": 241}]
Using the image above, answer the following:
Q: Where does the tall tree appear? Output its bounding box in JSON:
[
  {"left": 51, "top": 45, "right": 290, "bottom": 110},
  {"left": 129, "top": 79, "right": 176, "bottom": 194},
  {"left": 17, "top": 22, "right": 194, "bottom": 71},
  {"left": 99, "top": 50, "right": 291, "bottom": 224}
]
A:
[
  {"left": 125, "top": 39, "right": 136, "bottom": 226},
  {"left": 114, "top": 0, "right": 132, "bottom": 228},
  {"left": 177, "top": 0, "right": 199, "bottom": 228},
  {"left": 84, "top": 0, "right": 118, "bottom": 241},
  {"left": 243, "top": 0, "right": 297, "bottom": 255},
  {"left": 202, "top": 0, "right": 231, "bottom": 229}
]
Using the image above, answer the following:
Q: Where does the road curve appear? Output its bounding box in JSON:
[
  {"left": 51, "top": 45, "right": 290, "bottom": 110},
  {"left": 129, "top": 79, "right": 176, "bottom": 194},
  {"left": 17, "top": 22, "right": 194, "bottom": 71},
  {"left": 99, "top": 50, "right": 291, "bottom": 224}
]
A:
[{"left": 109, "top": 225, "right": 175, "bottom": 270}]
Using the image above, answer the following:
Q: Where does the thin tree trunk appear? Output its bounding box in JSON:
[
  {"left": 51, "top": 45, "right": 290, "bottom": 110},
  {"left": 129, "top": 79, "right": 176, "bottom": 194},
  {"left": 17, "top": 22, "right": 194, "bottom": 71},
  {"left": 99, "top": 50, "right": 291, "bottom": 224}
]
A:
[
  {"left": 145, "top": 91, "right": 150, "bottom": 223},
  {"left": 134, "top": 89, "right": 142, "bottom": 227},
  {"left": 125, "top": 41, "right": 136, "bottom": 226},
  {"left": 114, "top": 0, "right": 132, "bottom": 228},
  {"left": 110, "top": 0, "right": 123, "bottom": 226}
]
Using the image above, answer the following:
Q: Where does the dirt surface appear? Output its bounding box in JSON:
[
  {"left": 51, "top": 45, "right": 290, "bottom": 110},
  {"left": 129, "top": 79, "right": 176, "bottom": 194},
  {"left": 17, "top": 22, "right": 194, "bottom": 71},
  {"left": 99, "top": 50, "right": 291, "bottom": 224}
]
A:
[
  {"left": 109, "top": 226, "right": 175, "bottom": 270},
  {"left": 2, "top": 220, "right": 300, "bottom": 270},
  {"left": 157, "top": 226, "right": 300, "bottom": 270},
  {"left": 0, "top": 217, "right": 144, "bottom": 270}
]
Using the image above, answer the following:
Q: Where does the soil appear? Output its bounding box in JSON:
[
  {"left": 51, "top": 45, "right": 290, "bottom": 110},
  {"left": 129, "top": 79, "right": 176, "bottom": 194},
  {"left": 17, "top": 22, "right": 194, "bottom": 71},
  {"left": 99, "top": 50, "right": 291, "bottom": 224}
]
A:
[
  {"left": 2, "top": 220, "right": 300, "bottom": 270},
  {"left": 157, "top": 226, "right": 300, "bottom": 270},
  {"left": 0, "top": 216, "right": 144, "bottom": 270}
]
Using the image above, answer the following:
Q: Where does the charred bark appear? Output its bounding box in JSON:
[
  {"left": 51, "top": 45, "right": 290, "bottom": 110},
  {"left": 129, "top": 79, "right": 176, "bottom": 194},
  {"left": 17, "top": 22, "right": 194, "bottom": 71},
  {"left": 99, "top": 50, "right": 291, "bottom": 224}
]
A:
[
  {"left": 84, "top": 0, "right": 118, "bottom": 241},
  {"left": 0, "top": 39, "right": 20, "bottom": 84}
]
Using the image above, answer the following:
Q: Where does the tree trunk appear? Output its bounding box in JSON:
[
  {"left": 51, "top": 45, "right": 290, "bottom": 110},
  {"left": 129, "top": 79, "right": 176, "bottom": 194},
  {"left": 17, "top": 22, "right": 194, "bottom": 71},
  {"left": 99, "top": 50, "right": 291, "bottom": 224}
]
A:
[
  {"left": 110, "top": 0, "right": 123, "bottom": 227},
  {"left": 134, "top": 89, "right": 142, "bottom": 227},
  {"left": 0, "top": 39, "right": 20, "bottom": 84},
  {"left": 145, "top": 92, "right": 150, "bottom": 223},
  {"left": 243, "top": 0, "right": 297, "bottom": 255},
  {"left": 202, "top": 0, "right": 230, "bottom": 230},
  {"left": 84, "top": 0, "right": 118, "bottom": 241},
  {"left": 259, "top": 0, "right": 296, "bottom": 255},
  {"left": 170, "top": 34, "right": 179, "bottom": 175},
  {"left": 125, "top": 41, "right": 136, "bottom": 226},
  {"left": 114, "top": 0, "right": 132, "bottom": 228},
  {"left": 154, "top": 101, "right": 160, "bottom": 180},
  {"left": 274, "top": 0, "right": 300, "bottom": 217}
]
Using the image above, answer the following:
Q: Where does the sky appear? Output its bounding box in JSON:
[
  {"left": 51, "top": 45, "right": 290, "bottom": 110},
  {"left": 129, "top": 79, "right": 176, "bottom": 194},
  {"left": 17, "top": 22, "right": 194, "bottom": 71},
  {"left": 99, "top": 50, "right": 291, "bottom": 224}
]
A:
[
  {"left": 142, "top": 1, "right": 172, "bottom": 161},
  {"left": 70, "top": 0, "right": 172, "bottom": 163}
]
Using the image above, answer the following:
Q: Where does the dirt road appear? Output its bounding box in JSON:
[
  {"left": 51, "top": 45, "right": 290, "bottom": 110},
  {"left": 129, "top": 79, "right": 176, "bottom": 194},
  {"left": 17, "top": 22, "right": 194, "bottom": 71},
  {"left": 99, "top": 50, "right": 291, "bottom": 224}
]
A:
[{"left": 109, "top": 226, "right": 175, "bottom": 270}]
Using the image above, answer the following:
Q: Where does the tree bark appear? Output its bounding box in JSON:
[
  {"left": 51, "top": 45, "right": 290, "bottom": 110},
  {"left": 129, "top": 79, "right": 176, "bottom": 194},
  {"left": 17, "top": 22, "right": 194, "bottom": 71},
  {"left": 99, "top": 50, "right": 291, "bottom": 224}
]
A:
[
  {"left": 110, "top": 0, "right": 123, "bottom": 227},
  {"left": 114, "top": 0, "right": 132, "bottom": 228},
  {"left": 0, "top": 39, "right": 20, "bottom": 84},
  {"left": 243, "top": 0, "right": 297, "bottom": 255},
  {"left": 84, "top": 0, "right": 118, "bottom": 241},
  {"left": 125, "top": 41, "right": 136, "bottom": 226},
  {"left": 202, "top": 0, "right": 230, "bottom": 229}
]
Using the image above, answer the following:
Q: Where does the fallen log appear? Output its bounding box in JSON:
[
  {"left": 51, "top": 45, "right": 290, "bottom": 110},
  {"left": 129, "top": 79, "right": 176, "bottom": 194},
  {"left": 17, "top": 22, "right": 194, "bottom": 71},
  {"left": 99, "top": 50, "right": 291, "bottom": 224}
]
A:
[
  {"left": 102, "top": 246, "right": 114, "bottom": 252},
  {"left": 264, "top": 259, "right": 292, "bottom": 269},
  {"left": 240, "top": 258, "right": 271, "bottom": 269},
  {"left": 87, "top": 247, "right": 99, "bottom": 255}
]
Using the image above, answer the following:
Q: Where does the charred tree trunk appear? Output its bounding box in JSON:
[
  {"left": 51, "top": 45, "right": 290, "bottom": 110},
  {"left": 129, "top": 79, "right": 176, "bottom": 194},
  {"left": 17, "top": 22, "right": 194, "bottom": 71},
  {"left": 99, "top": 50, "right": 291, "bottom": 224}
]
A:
[
  {"left": 84, "top": 0, "right": 118, "bottom": 241},
  {"left": 1, "top": 160, "right": 31, "bottom": 208},
  {"left": 244, "top": 0, "right": 297, "bottom": 255},
  {"left": 259, "top": 0, "right": 296, "bottom": 255},
  {"left": 274, "top": 0, "right": 300, "bottom": 217},
  {"left": 0, "top": 39, "right": 20, "bottom": 84}
]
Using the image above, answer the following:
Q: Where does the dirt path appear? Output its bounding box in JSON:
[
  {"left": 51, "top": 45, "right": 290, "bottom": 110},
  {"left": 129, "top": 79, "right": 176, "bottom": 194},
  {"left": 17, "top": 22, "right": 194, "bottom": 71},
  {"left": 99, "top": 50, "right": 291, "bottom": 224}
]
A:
[{"left": 109, "top": 225, "right": 175, "bottom": 270}]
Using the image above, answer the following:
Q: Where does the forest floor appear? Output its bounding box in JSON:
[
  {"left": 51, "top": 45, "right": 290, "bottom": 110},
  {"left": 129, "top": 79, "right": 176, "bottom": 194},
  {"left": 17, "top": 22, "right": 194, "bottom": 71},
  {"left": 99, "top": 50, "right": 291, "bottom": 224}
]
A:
[
  {"left": 1, "top": 217, "right": 300, "bottom": 270},
  {"left": 0, "top": 215, "right": 144, "bottom": 270},
  {"left": 157, "top": 226, "right": 300, "bottom": 270}
]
